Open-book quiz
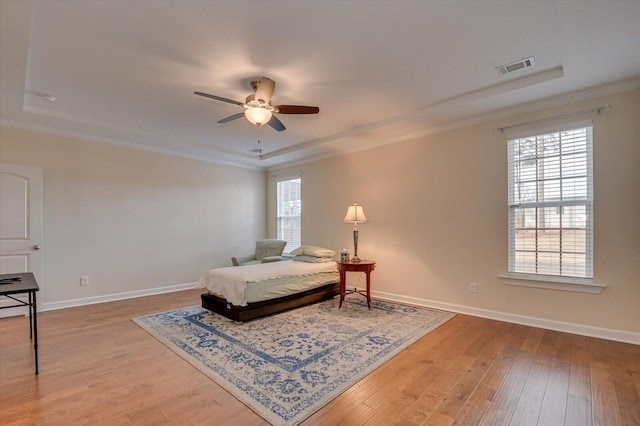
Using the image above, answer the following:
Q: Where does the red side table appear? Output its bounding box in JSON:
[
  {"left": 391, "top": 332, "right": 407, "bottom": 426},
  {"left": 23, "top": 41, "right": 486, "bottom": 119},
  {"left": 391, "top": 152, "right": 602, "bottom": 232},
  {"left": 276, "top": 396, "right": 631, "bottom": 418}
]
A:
[{"left": 336, "top": 260, "right": 376, "bottom": 309}]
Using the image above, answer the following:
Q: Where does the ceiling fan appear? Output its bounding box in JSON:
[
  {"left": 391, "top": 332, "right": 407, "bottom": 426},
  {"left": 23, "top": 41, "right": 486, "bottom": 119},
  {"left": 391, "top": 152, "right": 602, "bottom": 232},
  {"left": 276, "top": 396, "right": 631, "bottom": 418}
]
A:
[{"left": 194, "top": 77, "right": 319, "bottom": 132}]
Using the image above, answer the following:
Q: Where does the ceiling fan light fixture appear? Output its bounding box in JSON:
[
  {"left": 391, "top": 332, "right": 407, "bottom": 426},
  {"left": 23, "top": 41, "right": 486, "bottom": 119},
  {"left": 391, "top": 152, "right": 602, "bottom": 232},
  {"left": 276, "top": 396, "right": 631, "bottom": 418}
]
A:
[{"left": 245, "top": 107, "right": 272, "bottom": 126}]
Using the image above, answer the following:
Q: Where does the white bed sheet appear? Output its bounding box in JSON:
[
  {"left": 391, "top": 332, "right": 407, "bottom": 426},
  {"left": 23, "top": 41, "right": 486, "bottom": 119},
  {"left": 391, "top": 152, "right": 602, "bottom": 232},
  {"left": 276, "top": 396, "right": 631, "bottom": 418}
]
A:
[{"left": 196, "top": 260, "right": 338, "bottom": 306}]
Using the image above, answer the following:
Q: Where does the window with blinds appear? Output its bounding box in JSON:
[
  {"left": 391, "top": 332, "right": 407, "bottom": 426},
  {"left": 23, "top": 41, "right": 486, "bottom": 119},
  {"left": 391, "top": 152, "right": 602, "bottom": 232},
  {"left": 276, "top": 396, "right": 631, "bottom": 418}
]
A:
[
  {"left": 508, "top": 123, "right": 593, "bottom": 278},
  {"left": 277, "top": 177, "right": 301, "bottom": 253}
]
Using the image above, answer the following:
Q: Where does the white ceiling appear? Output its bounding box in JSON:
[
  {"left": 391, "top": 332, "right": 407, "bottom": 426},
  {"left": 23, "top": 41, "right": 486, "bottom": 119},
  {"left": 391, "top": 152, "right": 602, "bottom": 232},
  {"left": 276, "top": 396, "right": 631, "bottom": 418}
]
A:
[{"left": 1, "top": 1, "right": 639, "bottom": 170}]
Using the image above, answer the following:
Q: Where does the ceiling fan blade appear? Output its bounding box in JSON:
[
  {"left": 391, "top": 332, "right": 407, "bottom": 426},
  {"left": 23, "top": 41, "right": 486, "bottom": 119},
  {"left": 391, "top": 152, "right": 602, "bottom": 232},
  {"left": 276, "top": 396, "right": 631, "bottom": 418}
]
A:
[
  {"left": 274, "top": 105, "right": 320, "bottom": 114},
  {"left": 194, "top": 91, "right": 243, "bottom": 106},
  {"left": 255, "top": 77, "right": 275, "bottom": 104},
  {"left": 267, "top": 115, "right": 286, "bottom": 132},
  {"left": 217, "top": 112, "right": 245, "bottom": 123}
]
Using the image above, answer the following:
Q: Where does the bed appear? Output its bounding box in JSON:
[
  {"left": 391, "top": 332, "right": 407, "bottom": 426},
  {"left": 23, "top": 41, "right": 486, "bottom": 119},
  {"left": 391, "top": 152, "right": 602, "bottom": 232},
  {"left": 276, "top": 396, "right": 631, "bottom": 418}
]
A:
[{"left": 196, "top": 260, "right": 340, "bottom": 322}]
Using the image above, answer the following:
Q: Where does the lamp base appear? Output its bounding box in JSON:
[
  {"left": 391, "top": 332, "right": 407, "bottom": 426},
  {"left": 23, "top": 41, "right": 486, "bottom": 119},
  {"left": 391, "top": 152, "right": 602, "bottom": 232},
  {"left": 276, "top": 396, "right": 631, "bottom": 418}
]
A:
[{"left": 351, "top": 228, "right": 361, "bottom": 263}]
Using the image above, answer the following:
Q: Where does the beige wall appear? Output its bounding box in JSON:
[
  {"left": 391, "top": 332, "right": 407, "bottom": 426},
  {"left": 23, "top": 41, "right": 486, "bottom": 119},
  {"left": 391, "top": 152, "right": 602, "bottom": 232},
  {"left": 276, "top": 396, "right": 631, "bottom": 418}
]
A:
[
  {"left": 0, "top": 126, "right": 266, "bottom": 306},
  {"left": 2, "top": 88, "right": 637, "bottom": 335},
  {"left": 269, "top": 88, "right": 640, "bottom": 334}
]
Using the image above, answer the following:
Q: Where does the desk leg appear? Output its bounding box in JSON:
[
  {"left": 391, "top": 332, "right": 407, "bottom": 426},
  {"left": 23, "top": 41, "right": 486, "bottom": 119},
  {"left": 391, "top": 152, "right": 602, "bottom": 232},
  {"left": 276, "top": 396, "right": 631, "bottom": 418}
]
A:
[
  {"left": 339, "top": 271, "right": 346, "bottom": 308},
  {"left": 33, "top": 291, "right": 38, "bottom": 375},
  {"left": 365, "top": 271, "right": 371, "bottom": 309},
  {"left": 28, "top": 291, "right": 33, "bottom": 339}
]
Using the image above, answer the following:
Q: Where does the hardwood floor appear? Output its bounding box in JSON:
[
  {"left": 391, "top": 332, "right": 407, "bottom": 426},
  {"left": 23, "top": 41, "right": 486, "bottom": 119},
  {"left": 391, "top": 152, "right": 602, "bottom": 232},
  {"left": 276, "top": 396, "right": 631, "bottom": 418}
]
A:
[{"left": 1, "top": 289, "right": 638, "bottom": 425}]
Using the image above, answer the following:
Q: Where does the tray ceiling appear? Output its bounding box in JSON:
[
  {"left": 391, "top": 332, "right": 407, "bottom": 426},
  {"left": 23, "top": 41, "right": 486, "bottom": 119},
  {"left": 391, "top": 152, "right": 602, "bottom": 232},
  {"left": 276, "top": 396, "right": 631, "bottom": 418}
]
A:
[{"left": 1, "top": 1, "right": 639, "bottom": 169}]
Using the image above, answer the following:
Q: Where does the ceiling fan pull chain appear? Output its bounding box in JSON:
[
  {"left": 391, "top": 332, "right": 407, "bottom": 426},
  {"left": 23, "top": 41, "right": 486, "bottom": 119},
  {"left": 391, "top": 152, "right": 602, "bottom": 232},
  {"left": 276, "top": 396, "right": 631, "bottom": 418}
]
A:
[{"left": 255, "top": 126, "right": 263, "bottom": 154}]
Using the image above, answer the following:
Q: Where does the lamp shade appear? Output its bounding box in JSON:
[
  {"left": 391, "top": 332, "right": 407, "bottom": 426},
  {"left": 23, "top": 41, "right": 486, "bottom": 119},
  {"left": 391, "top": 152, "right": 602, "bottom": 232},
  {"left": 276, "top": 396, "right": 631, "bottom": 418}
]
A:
[
  {"left": 344, "top": 203, "right": 368, "bottom": 223},
  {"left": 245, "top": 107, "right": 272, "bottom": 126}
]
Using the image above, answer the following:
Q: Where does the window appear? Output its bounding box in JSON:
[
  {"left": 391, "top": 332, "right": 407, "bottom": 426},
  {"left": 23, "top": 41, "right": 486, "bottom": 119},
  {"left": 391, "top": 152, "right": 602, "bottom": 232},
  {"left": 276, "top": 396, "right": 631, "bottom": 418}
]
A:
[
  {"left": 277, "top": 177, "right": 301, "bottom": 253},
  {"left": 508, "top": 123, "right": 593, "bottom": 279}
]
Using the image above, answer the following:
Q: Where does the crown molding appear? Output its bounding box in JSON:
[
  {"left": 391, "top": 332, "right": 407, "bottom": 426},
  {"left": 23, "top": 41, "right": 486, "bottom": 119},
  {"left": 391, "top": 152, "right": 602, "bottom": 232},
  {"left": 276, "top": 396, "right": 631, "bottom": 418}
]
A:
[{"left": 0, "top": 118, "right": 263, "bottom": 171}]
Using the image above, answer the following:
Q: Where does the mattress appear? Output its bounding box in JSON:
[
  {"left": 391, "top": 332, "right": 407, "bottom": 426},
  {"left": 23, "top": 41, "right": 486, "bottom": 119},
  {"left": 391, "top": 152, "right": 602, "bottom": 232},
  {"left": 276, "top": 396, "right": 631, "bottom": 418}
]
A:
[{"left": 196, "top": 260, "right": 339, "bottom": 306}]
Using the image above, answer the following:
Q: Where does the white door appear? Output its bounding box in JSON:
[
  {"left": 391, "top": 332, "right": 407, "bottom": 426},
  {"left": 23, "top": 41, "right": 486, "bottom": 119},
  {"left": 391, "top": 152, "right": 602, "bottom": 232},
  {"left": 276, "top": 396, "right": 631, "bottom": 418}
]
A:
[{"left": 0, "top": 163, "right": 43, "bottom": 316}]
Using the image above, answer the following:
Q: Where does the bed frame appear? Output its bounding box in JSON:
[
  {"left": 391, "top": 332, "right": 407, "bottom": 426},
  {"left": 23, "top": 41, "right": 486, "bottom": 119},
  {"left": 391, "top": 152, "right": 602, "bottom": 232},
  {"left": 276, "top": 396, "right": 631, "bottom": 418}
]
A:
[{"left": 201, "top": 282, "right": 340, "bottom": 322}]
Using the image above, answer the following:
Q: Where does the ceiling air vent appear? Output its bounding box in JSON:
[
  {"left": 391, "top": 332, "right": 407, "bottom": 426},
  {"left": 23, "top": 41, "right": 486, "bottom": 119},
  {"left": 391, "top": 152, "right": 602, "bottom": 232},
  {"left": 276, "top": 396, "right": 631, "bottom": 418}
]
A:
[{"left": 496, "top": 56, "right": 535, "bottom": 75}]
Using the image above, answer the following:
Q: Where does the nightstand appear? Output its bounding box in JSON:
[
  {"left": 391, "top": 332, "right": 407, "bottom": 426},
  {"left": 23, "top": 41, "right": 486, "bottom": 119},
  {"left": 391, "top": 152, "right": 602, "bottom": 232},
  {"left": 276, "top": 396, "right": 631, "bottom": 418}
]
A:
[{"left": 336, "top": 260, "right": 376, "bottom": 309}]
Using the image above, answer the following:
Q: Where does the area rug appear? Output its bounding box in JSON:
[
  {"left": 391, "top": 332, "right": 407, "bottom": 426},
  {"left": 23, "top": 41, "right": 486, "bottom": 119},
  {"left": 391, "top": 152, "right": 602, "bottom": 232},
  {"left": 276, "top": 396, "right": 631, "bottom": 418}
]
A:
[{"left": 133, "top": 298, "right": 454, "bottom": 425}]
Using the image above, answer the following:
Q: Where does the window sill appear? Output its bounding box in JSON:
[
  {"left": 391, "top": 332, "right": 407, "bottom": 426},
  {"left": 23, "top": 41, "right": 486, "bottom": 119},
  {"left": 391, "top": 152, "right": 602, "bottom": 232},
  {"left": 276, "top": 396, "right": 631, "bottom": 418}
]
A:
[{"left": 499, "top": 273, "right": 606, "bottom": 294}]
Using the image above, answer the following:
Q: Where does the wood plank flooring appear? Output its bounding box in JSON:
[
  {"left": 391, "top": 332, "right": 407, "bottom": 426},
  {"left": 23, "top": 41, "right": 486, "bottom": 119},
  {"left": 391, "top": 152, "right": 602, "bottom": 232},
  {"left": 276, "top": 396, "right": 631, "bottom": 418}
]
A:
[{"left": 1, "top": 289, "right": 638, "bottom": 425}]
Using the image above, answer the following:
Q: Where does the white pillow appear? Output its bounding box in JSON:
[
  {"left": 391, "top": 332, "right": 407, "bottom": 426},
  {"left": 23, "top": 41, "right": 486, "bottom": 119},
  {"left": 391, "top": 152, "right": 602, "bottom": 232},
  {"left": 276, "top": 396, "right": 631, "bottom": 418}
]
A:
[
  {"left": 289, "top": 245, "right": 336, "bottom": 258},
  {"left": 289, "top": 246, "right": 305, "bottom": 255},
  {"left": 293, "top": 255, "right": 334, "bottom": 263}
]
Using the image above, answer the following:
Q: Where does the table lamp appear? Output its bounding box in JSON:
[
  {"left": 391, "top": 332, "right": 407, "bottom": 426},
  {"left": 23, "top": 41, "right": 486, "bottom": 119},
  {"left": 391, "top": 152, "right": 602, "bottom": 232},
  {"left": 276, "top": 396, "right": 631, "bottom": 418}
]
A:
[{"left": 344, "top": 202, "right": 368, "bottom": 262}]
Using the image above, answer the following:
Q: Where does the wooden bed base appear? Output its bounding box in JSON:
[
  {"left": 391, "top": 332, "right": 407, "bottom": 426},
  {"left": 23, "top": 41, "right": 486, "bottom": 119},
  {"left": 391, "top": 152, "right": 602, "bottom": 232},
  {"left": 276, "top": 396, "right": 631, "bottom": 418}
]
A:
[{"left": 200, "top": 282, "right": 340, "bottom": 322}]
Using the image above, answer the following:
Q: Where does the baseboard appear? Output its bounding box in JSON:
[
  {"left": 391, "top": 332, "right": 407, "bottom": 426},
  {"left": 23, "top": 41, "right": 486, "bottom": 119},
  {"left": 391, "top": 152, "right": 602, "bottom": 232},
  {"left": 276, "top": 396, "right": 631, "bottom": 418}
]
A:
[
  {"left": 370, "top": 289, "right": 640, "bottom": 345},
  {"left": 38, "top": 283, "right": 639, "bottom": 345},
  {"left": 41, "top": 282, "right": 197, "bottom": 312}
]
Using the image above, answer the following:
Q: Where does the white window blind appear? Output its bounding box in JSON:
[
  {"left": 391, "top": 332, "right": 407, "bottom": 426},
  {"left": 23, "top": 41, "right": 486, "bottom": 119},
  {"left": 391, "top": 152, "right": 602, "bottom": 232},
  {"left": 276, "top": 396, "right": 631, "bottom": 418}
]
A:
[
  {"left": 508, "top": 123, "right": 593, "bottom": 278},
  {"left": 277, "top": 177, "right": 301, "bottom": 253}
]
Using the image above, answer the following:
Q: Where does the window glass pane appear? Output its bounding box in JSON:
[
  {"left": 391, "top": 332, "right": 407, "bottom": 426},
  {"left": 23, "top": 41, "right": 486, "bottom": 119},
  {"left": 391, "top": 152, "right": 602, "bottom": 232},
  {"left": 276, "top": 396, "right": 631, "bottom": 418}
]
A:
[
  {"left": 561, "top": 253, "right": 586, "bottom": 277},
  {"left": 515, "top": 251, "right": 537, "bottom": 274},
  {"left": 517, "top": 181, "right": 537, "bottom": 204},
  {"left": 519, "top": 160, "right": 537, "bottom": 182},
  {"left": 562, "top": 205, "right": 586, "bottom": 228},
  {"left": 562, "top": 177, "right": 588, "bottom": 200},
  {"left": 541, "top": 155, "right": 560, "bottom": 180},
  {"left": 514, "top": 207, "right": 537, "bottom": 229},
  {"left": 277, "top": 217, "right": 300, "bottom": 251},
  {"left": 562, "top": 152, "right": 587, "bottom": 177},
  {"left": 539, "top": 179, "right": 561, "bottom": 202},
  {"left": 542, "top": 133, "right": 560, "bottom": 155},
  {"left": 563, "top": 229, "right": 586, "bottom": 254},
  {"left": 537, "top": 229, "right": 560, "bottom": 252},
  {"left": 537, "top": 252, "right": 560, "bottom": 275},
  {"left": 514, "top": 229, "right": 536, "bottom": 251},
  {"left": 561, "top": 129, "right": 587, "bottom": 153},
  {"left": 538, "top": 207, "right": 560, "bottom": 229},
  {"left": 516, "top": 138, "right": 538, "bottom": 161}
]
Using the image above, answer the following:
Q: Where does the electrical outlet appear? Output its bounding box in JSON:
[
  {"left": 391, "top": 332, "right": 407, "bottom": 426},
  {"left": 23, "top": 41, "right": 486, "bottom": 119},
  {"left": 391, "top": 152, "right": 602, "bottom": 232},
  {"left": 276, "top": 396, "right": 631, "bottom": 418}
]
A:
[
  {"left": 469, "top": 282, "right": 477, "bottom": 293},
  {"left": 80, "top": 276, "right": 89, "bottom": 286}
]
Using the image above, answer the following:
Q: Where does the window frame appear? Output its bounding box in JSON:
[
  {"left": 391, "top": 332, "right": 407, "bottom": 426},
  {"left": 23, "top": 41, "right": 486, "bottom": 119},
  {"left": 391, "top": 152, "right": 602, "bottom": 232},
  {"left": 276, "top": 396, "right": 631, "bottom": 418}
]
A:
[
  {"left": 276, "top": 176, "right": 301, "bottom": 254},
  {"left": 501, "top": 120, "right": 605, "bottom": 293}
]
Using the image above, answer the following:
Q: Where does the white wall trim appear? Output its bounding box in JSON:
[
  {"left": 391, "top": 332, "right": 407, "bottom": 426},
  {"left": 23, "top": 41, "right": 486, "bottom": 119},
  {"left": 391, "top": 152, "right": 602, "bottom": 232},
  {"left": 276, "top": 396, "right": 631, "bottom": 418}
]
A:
[
  {"left": 41, "top": 282, "right": 197, "bottom": 312},
  {"left": 368, "top": 289, "right": 639, "bottom": 345}
]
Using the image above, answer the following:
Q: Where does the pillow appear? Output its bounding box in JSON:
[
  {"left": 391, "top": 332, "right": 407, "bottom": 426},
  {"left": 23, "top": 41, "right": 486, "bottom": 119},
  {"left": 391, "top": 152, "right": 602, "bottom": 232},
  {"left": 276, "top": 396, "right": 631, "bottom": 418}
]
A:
[
  {"left": 289, "top": 245, "right": 336, "bottom": 258},
  {"left": 293, "top": 255, "right": 334, "bottom": 263}
]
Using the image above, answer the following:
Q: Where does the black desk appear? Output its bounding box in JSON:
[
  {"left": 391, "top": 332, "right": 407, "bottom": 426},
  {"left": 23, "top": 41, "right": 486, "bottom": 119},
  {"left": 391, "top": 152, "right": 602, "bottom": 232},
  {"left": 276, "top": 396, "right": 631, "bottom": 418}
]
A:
[{"left": 0, "top": 272, "right": 40, "bottom": 374}]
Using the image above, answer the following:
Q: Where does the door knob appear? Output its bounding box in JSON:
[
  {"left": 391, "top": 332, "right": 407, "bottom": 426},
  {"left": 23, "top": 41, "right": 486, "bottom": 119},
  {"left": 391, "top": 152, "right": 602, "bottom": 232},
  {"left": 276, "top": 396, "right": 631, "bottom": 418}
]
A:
[{"left": 33, "top": 244, "right": 41, "bottom": 250}]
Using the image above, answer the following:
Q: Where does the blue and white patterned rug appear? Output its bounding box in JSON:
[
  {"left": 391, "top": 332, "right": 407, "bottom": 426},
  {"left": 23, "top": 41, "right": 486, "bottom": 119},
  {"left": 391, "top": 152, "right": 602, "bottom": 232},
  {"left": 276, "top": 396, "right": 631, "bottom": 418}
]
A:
[{"left": 133, "top": 298, "right": 454, "bottom": 425}]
